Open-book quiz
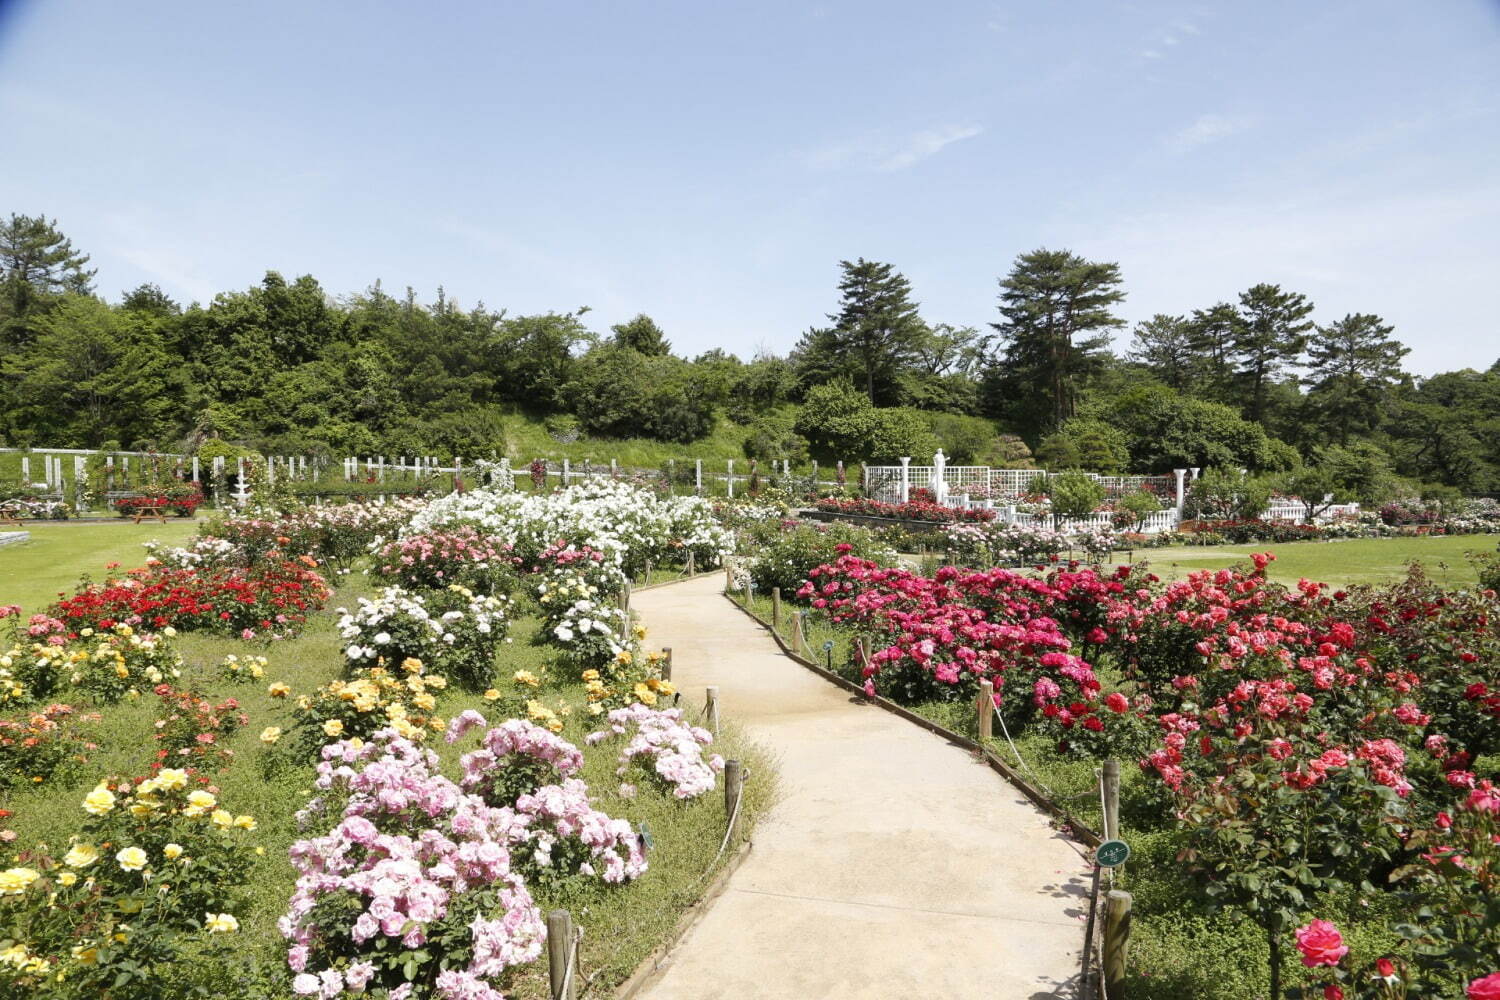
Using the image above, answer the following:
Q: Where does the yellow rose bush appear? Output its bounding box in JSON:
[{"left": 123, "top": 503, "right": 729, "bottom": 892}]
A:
[
  {"left": 0, "top": 623, "right": 182, "bottom": 706},
  {"left": 287, "top": 659, "right": 447, "bottom": 757},
  {"left": 0, "top": 771, "right": 257, "bottom": 997}
]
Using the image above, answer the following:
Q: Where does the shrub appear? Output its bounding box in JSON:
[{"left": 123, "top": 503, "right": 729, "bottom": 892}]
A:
[
  {"left": 369, "top": 527, "right": 520, "bottom": 595},
  {"left": 747, "top": 521, "right": 894, "bottom": 596},
  {"left": 0, "top": 771, "right": 258, "bottom": 998},
  {"left": 336, "top": 585, "right": 510, "bottom": 692},
  {"left": 0, "top": 704, "right": 99, "bottom": 790},
  {"left": 1047, "top": 471, "right": 1106, "bottom": 525}
]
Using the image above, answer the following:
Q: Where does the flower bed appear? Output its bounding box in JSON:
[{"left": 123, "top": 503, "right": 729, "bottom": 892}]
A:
[
  {"left": 50, "top": 561, "right": 332, "bottom": 640},
  {"left": 786, "top": 551, "right": 1499, "bottom": 997},
  {"left": 812, "top": 495, "right": 995, "bottom": 523}
]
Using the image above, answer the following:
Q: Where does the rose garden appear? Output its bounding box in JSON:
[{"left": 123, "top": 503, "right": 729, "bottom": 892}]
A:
[{"left": 0, "top": 455, "right": 1495, "bottom": 999}]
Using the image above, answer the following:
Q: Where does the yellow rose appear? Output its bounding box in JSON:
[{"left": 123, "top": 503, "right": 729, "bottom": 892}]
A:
[
  {"left": 56, "top": 871, "right": 78, "bottom": 887},
  {"left": 114, "top": 847, "right": 147, "bottom": 872},
  {"left": 482, "top": 689, "right": 501, "bottom": 701},
  {"left": 513, "top": 670, "right": 539, "bottom": 687},
  {"left": 155, "top": 768, "right": 188, "bottom": 791},
  {"left": 233, "top": 814, "right": 257, "bottom": 830},
  {"left": 82, "top": 785, "right": 116, "bottom": 816},
  {"left": 400, "top": 657, "right": 423, "bottom": 673},
  {"left": 63, "top": 844, "right": 98, "bottom": 869},
  {"left": 210, "top": 809, "right": 233, "bottom": 828},
  {"left": 163, "top": 843, "right": 183, "bottom": 860},
  {"left": 260, "top": 726, "right": 282, "bottom": 744},
  {"left": 183, "top": 790, "right": 216, "bottom": 816},
  {"left": 205, "top": 912, "right": 239, "bottom": 933},
  {"left": 0, "top": 868, "right": 39, "bottom": 895},
  {"left": 267, "top": 683, "right": 291, "bottom": 698},
  {"left": 322, "top": 719, "right": 344, "bottom": 737},
  {"left": 69, "top": 945, "right": 100, "bottom": 965}
]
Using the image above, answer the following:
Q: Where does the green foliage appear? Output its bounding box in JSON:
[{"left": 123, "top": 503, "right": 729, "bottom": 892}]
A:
[
  {"left": 564, "top": 347, "right": 715, "bottom": 444},
  {"left": 746, "top": 521, "right": 893, "bottom": 596},
  {"left": 1183, "top": 469, "right": 1274, "bottom": 521},
  {"left": 793, "top": 383, "right": 937, "bottom": 463},
  {"left": 741, "top": 410, "right": 809, "bottom": 463},
  {"left": 921, "top": 412, "right": 997, "bottom": 464},
  {"left": 1034, "top": 417, "right": 1130, "bottom": 472},
  {"left": 1046, "top": 471, "right": 1106, "bottom": 522},
  {"left": 1117, "top": 488, "right": 1164, "bottom": 529},
  {"left": 1107, "top": 386, "right": 1296, "bottom": 473}
]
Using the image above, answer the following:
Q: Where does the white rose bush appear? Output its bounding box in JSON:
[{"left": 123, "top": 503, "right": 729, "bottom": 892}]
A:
[{"left": 337, "top": 585, "right": 511, "bottom": 692}]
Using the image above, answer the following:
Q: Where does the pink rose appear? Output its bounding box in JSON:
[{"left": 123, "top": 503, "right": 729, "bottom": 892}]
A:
[
  {"left": 1294, "top": 919, "right": 1348, "bottom": 968},
  {"left": 1469, "top": 973, "right": 1500, "bottom": 1000}
]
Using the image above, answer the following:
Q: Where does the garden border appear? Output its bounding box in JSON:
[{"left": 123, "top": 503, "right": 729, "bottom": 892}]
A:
[
  {"left": 609, "top": 838, "right": 755, "bottom": 999},
  {"left": 721, "top": 588, "right": 1105, "bottom": 999}
]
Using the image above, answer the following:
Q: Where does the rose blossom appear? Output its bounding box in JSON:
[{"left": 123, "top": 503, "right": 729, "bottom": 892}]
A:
[{"left": 1294, "top": 919, "right": 1348, "bottom": 968}]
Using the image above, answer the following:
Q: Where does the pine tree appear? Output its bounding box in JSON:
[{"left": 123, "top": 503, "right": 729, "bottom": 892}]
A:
[
  {"left": 1185, "top": 302, "right": 1241, "bottom": 399},
  {"left": 987, "top": 248, "right": 1124, "bottom": 437},
  {"left": 826, "top": 258, "right": 926, "bottom": 406},
  {"left": 0, "top": 213, "right": 96, "bottom": 333},
  {"left": 1128, "top": 314, "right": 1195, "bottom": 389},
  {"left": 1303, "top": 313, "right": 1409, "bottom": 445},
  {"left": 1232, "top": 283, "right": 1314, "bottom": 423}
]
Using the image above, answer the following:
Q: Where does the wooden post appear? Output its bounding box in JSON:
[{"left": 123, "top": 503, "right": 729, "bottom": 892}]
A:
[
  {"left": 978, "top": 679, "right": 994, "bottom": 741},
  {"left": 661, "top": 647, "right": 672, "bottom": 682},
  {"left": 771, "top": 587, "right": 781, "bottom": 630},
  {"left": 724, "top": 758, "right": 744, "bottom": 838},
  {"left": 793, "top": 611, "right": 808, "bottom": 658},
  {"left": 1103, "top": 890, "right": 1133, "bottom": 997},
  {"left": 1103, "top": 758, "right": 1121, "bottom": 842},
  {"left": 705, "top": 686, "right": 720, "bottom": 732},
  {"left": 743, "top": 578, "right": 751, "bottom": 607},
  {"left": 619, "top": 581, "right": 631, "bottom": 615},
  {"left": 547, "top": 909, "right": 577, "bottom": 1000}
]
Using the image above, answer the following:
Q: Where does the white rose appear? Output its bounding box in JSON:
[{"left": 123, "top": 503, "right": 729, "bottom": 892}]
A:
[{"left": 373, "top": 632, "right": 391, "bottom": 645}]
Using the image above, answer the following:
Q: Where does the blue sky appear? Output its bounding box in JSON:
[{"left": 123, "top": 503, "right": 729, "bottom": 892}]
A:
[{"left": 1, "top": 0, "right": 1497, "bottom": 375}]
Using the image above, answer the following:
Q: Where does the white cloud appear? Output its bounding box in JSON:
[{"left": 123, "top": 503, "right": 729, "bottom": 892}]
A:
[
  {"left": 1167, "top": 113, "right": 1254, "bottom": 152},
  {"left": 807, "top": 124, "right": 983, "bottom": 172}
]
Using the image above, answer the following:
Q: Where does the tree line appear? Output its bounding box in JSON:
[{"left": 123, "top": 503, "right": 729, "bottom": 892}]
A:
[{"left": 1, "top": 213, "right": 1496, "bottom": 493}]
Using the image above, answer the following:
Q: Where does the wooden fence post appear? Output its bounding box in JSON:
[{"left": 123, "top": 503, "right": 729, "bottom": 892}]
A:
[
  {"left": 1103, "top": 890, "right": 1133, "bottom": 997},
  {"left": 793, "top": 610, "right": 807, "bottom": 658},
  {"left": 705, "top": 686, "right": 720, "bottom": 732},
  {"left": 771, "top": 587, "right": 781, "bottom": 630},
  {"left": 1103, "top": 758, "right": 1121, "bottom": 843},
  {"left": 724, "top": 758, "right": 743, "bottom": 838},
  {"left": 978, "top": 679, "right": 994, "bottom": 741},
  {"left": 661, "top": 647, "right": 672, "bottom": 682},
  {"left": 547, "top": 909, "right": 577, "bottom": 1000}
]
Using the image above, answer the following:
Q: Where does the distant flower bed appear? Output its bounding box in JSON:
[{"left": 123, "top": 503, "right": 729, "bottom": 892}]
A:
[
  {"left": 112, "top": 492, "right": 205, "bottom": 517},
  {"left": 813, "top": 496, "right": 995, "bottom": 523},
  {"left": 51, "top": 560, "right": 331, "bottom": 640}
]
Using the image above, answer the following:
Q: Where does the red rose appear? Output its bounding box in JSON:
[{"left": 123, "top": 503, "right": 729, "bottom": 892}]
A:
[
  {"left": 1469, "top": 973, "right": 1500, "bottom": 1000},
  {"left": 1105, "top": 693, "right": 1129, "bottom": 714},
  {"left": 1323, "top": 986, "right": 1344, "bottom": 1000},
  {"left": 1376, "top": 958, "right": 1395, "bottom": 978},
  {"left": 1294, "top": 919, "right": 1348, "bottom": 968}
]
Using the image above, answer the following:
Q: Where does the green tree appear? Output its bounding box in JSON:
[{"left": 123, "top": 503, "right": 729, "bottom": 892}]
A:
[
  {"left": 1184, "top": 302, "right": 1241, "bottom": 400},
  {"left": 1127, "top": 314, "right": 1196, "bottom": 389},
  {"left": 1302, "top": 313, "right": 1409, "bottom": 445},
  {"left": 1047, "top": 471, "right": 1106, "bottom": 528},
  {"left": 823, "top": 258, "right": 927, "bottom": 406},
  {"left": 10, "top": 296, "right": 172, "bottom": 446},
  {"left": 610, "top": 313, "right": 671, "bottom": 356},
  {"left": 0, "top": 213, "right": 96, "bottom": 336},
  {"left": 986, "top": 248, "right": 1124, "bottom": 438},
  {"left": 1232, "top": 283, "right": 1314, "bottom": 423},
  {"left": 1034, "top": 418, "right": 1130, "bottom": 472}
]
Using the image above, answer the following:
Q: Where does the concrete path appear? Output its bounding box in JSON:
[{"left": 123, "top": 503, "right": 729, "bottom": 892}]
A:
[{"left": 633, "top": 575, "right": 1092, "bottom": 1000}]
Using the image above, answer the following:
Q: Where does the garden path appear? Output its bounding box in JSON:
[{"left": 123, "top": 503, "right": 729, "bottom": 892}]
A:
[{"left": 630, "top": 574, "right": 1092, "bottom": 1000}]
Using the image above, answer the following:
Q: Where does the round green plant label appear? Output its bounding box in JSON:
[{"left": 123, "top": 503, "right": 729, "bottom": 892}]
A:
[{"left": 1096, "top": 839, "right": 1130, "bottom": 867}]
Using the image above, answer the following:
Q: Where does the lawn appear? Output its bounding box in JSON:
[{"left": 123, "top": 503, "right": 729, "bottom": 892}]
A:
[
  {"left": 0, "top": 519, "right": 201, "bottom": 613},
  {"left": 1137, "top": 533, "right": 1495, "bottom": 588}
]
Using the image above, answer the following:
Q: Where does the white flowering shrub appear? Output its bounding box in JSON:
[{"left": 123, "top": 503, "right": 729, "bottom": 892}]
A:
[
  {"left": 336, "top": 585, "right": 509, "bottom": 691},
  {"left": 406, "top": 477, "right": 732, "bottom": 576}
]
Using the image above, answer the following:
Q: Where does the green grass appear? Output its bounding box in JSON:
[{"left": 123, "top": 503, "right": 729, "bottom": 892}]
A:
[
  {"left": 0, "top": 519, "right": 201, "bottom": 613},
  {"left": 1, "top": 533, "right": 775, "bottom": 997},
  {"left": 1139, "top": 534, "right": 1494, "bottom": 588}
]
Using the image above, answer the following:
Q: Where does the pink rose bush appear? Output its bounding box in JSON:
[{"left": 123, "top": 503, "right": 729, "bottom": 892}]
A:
[
  {"left": 586, "top": 704, "right": 725, "bottom": 799},
  {"left": 283, "top": 728, "right": 548, "bottom": 999}
]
